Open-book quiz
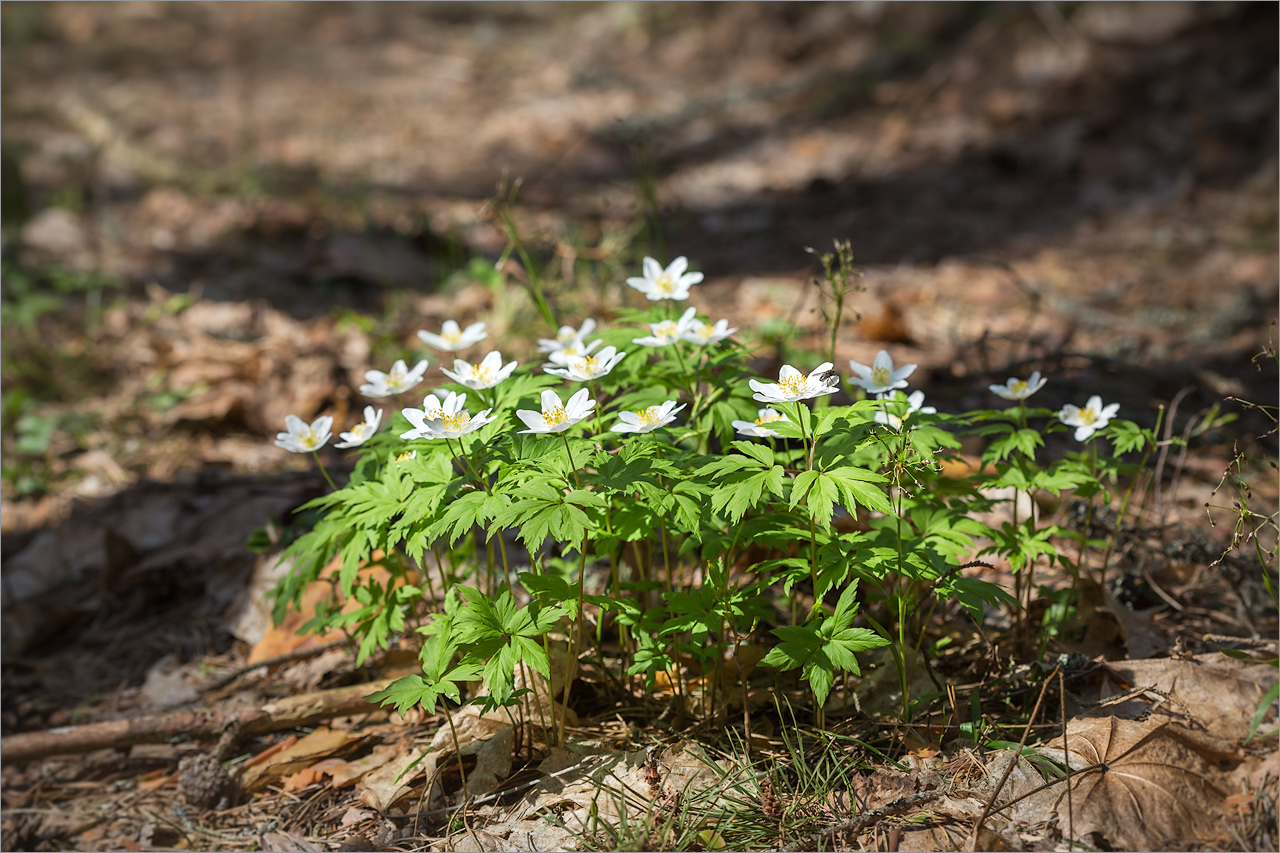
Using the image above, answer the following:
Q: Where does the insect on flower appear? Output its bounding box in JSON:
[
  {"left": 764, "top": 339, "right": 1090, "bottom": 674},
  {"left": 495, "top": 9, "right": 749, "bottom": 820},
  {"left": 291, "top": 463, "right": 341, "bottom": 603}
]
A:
[{"left": 749, "top": 362, "right": 840, "bottom": 404}]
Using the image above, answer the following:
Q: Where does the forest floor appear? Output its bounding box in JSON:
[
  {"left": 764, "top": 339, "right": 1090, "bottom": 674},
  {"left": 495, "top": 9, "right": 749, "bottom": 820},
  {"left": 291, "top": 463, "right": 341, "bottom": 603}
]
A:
[{"left": 2, "top": 3, "right": 1278, "bottom": 851}]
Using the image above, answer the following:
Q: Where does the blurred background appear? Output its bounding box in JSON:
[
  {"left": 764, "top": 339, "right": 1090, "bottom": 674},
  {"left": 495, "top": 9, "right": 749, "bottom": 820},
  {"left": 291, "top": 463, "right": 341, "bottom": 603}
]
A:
[{"left": 1, "top": 1, "right": 1276, "bottom": 694}]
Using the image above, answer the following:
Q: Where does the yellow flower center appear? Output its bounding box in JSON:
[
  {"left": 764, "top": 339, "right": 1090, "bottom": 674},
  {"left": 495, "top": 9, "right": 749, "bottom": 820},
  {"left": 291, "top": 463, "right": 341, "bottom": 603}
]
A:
[
  {"left": 778, "top": 375, "right": 807, "bottom": 398},
  {"left": 560, "top": 342, "right": 584, "bottom": 357},
  {"left": 871, "top": 366, "right": 892, "bottom": 386},
  {"left": 755, "top": 411, "right": 783, "bottom": 425},
  {"left": 653, "top": 320, "right": 678, "bottom": 338},
  {"left": 466, "top": 364, "right": 495, "bottom": 385},
  {"left": 576, "top": 356, "right": 599, "bottom": 375},
  {"left": 300, "top": 430, "right": 320, "bottom": 450},
  {"left": 637, "top": 406, "right": 664, "bottom": 426},
  {"left": 692, "top": 322, "right": 712, "bottom": 339},
  {"left": 557, "top": 328, "right": 577, "bottom": 343},
  {"left": 387, "top": 369, "right": 405, "bottom": 389},
  {"left": 1008, "top": 379, "right": 1027, "bottom": 394},
  {"left": 1078, "top": 408, "right": 1098, "bottom": 425},
  {"left": 542, "top": 405, "right": 567, "bottom": 427},
  {"left": 350, "top": 422, "right": 369, "bottom": 439},
  {"left": 395, "top": 450, "right": 416, "bottom": 464},
  {"left": 654, "top": 273, "right": 675, "bottom": 295},
  {"left": 443, "top": 330, "right": 461, "bottom": 346},
  {"left": 441, "top": 412, "right": 471, "bottom": 433}
]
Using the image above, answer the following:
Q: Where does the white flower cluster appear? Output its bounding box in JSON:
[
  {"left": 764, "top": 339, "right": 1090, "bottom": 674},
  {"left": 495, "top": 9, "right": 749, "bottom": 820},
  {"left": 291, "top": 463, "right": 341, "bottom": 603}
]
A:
[{"left": 275, "top": 257, "right": 1121, "bottom": 459}]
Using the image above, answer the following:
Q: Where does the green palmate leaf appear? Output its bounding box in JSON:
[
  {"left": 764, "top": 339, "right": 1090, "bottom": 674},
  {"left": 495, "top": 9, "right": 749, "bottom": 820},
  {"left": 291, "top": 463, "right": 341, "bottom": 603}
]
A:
[
  {"left": 825, "top": 465, "right": 893, "bottom": 516},
  {"left": 710, "top": 465, "right": 787, "bottom": 523},
  {"left": 1107, "top": 420, "right": 1149, "bottom": 455},
  {"left": 761, "top": 581, "right": 888, "bottom": 705},
  {"left": 729, "top": 440, "right": 774, "bottom": 467},
  {"left": 984, "top": 426, "right": 1045, "bottom": 462},
  {"left": 453, "top": 586, "right": 563, "bottom": 703}
]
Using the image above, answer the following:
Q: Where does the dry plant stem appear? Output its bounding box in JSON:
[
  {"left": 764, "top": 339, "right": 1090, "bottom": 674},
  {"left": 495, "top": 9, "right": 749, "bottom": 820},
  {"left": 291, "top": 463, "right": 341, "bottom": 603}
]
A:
[
  {"left": 968, "top": 663, "right": 1061, "bottom": 847},
  {"left": 777, "top": 790, "right": 943, "bottom": 852},
  {"left": 443, "top": 709, "right": 480, "bottom": 847},
  {"left": 2, "top": 678, "right": 394, "bottom": 763},
  {"left": 199, "top": 639, "right": 347, "bottom": 693},
  {"left": 1061, "top": 667, "right": 1074, "bottom": 852}
]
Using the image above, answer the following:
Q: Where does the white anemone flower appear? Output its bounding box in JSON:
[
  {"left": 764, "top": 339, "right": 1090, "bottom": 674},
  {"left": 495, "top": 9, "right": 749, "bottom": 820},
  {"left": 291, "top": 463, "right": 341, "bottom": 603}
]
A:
[
  {"left": 275, "top": 414, "right": 333, "bottom": 453},
  {"left": 400, "top": 391, "right": 495, "bottom": 440},
  {"left": 732, "top": 407, "right": 789, "bottom": 438},
  {"left": 681, "top": 317, "right": 737, "bottom": 346},
  {"left": 360, "top": 359, "right": 428, "bottom": 398},
  {"left": 334, "top": 406, "right": 383, "bottom": 448},
  {"left": 538, "top": 319, "right": 597, "bottom": 354},
  {"left": 848, "top": 350, "right": 916, "bottom": 396},
  {"left": 612, "top": 400, "right": 686, "bottom": 434},
  {"left": 990, "top": 371, "right": 1047, "bottom": 401},
  {"left": 417, "top": 320, "right": 488, "bottom": 352},
  {"left": 545, "top": 345, "right": 627, "bottom": 381},
  {"left": 749, "top": 362, "right": 840, "bottom": 404},
  {"left": 874, "top": 390, "right": 936, "bottom": 431},
  {"left": 544, "top": 337, "right": 604, "bottom": 367},
  {"left": 517, "top": 388, "right": 596, "bottom": 434},
  {"left": 625, "top": 256, "right": 703, "bottom": 301},
  {"left": 1058, "top": 395, "right": 1120, "bottom": 442},
  {"left": 633, "top": 307, "right": 698, "bottom": 347},
  {"left": 442, "top": 351, "right": 518, "bottom": 390}
]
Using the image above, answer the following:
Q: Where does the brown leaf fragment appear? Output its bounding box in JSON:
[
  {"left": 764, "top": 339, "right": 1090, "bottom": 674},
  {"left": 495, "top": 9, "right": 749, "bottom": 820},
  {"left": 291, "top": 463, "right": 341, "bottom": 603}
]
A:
[
  {"left": 1100, "top": 652, "right": 1279, "bottom": 742},
  {"left": 1035, "top": 716, "right": 1235, "bottom": 850}
]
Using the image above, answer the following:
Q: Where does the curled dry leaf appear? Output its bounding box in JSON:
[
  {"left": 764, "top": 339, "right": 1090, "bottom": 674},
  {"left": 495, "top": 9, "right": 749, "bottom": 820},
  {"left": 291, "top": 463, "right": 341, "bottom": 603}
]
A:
[
  {"left": 1100, "top": 652, "right": 1279, "bottom": 742},
  {"left": 1034, "top": 716, "right": 1238, "bottom": 850}
]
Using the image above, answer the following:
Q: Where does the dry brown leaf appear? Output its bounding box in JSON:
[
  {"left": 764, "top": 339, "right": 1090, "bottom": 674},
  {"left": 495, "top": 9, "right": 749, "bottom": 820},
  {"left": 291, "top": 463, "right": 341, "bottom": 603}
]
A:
[
  {"left": 1034, "top": 716, "right": 1237, "bottom": 850},
  {"left": 239, "top": 726, "right": 364, "bottom": 791},
  {"left": 1100, "top": 652, "right": 1279, "bottom": 742},
  {"left": 357, "top": 745, "right": 429, "bottom": 812}
]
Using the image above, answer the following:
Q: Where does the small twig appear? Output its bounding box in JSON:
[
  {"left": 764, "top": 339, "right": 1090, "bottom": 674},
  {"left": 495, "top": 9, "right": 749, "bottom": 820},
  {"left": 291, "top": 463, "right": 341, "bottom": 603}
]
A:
[
  {"left": 775, "top": 790, "right": 943, "bottom": 852},
  {"left": 969, "top": 663, "right": 1061, "bottom": 846},
  {"left": 200, "top": 640, "right": 348, "bottom": 693}
]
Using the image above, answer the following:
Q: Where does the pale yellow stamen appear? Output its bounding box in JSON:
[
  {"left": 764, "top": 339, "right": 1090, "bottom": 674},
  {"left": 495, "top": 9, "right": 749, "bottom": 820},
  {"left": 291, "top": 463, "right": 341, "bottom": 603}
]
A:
[
  {"left": 1078, "top": 408, "right": 1098, "bottom": 425},
  {"left": 778, "top": 375, "right": 807, "bottom": 398},
  {"left": 440, "top": 412, "right": 471, "bottom": 433},
  {"left": 299, "top": 430, "right": 320, "bottom": 450},
  {"left": 637, "top": 406, "right": 664, "bottom": 426},
  {"left": 542, "top": 406, "right": 567, "bottom": 427},
  {"left": 755, "top": 412, "right": 783, "bottom": 426},
  {"left": 654, "top": 273, "right": 675, "bottom": 294},
  {"left": 350, "top": 422, "right": 369, "bottom": 439},
  {"left": 1008, "top": 379, "right": 1027, "bottom": 394},
  {"left": 653, "top": 321, "right": 678, "bottom": 338},
  {"left": 466, "top": 365, "right": 495, "bottom": 385},
  {"left": 871, "top": 366, "right": 892, "bottom": 386},
  {"left": 394, "top": 450, "right": 416, "bottom": 464},
  {"left": 387, "top": 369, "right": 406, "bottom": 390}
]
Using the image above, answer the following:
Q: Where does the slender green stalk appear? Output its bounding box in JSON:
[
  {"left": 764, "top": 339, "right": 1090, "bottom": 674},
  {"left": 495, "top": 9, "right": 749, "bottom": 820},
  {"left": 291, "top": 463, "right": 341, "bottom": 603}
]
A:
[{"left": 312, "top": 451, "right": 338, "bottom": 491}]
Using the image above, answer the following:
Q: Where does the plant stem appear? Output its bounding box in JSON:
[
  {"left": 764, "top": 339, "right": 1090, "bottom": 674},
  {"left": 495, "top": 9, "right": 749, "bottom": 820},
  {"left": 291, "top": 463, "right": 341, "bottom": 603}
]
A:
[{"left": 312, "top": 451, "right": 338, "bottom": 491}]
